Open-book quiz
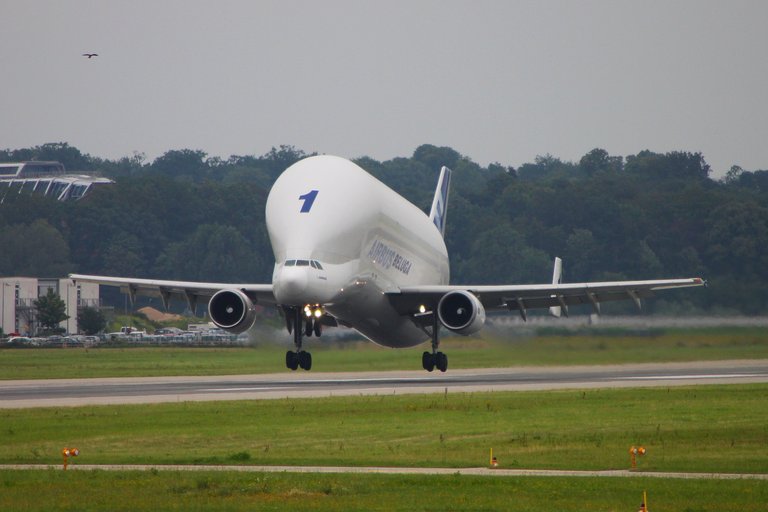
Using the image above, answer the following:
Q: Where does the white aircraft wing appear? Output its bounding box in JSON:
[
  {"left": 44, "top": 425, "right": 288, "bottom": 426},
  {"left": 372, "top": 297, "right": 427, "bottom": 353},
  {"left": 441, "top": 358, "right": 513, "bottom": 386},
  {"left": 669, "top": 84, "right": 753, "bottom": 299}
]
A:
[
  {"left": 386, "top": 277, "right": 706, "bottom": 318},
  {"left": 69, "top": 274, "right": 275, "bottom": 311}
]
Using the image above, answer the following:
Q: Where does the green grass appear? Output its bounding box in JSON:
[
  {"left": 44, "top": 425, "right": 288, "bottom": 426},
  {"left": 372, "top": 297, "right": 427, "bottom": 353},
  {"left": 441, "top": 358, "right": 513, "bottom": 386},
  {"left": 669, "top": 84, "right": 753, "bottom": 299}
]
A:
[
  {"left": 1, "top": 470, "right": 766, "bottom": 511},
  {"left": 2, "top": 381, "right": 767, "bottom": 510},
  {"left": 1, "top": 386, "right": 766, "bottom": 474},
  {"left": 2, "top": 326, "right": 768, "bottom": 379}
]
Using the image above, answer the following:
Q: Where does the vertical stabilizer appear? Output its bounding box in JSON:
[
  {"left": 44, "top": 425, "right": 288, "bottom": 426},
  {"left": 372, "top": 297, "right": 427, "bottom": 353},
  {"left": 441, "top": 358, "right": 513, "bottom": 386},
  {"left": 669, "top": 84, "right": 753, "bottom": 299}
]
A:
[
  {"left": 429, "top": 166, "right": 452, "bottom": 237},
  {"left": 549, "top": 257, "right": 565, "bottom": 318}
]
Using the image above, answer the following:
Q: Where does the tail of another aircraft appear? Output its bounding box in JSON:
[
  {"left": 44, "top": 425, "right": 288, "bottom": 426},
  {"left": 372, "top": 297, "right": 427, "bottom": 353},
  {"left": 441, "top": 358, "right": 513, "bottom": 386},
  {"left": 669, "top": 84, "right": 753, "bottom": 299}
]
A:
[
  {"left": 549, "top": 257, "right": 564, "bottom": 318},
  {"left": 429, "top": 166, "right": 452, "bottom": 237}
]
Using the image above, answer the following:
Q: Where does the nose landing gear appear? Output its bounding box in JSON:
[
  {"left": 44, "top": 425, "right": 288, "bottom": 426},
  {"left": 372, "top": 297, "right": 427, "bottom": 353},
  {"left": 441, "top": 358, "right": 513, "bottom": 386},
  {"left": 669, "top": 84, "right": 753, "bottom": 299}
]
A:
[
  {"left": 286, "top": 349, "right": 311, "bottom": 371},
  {"left": 285, "top": 305, "right": 321, "bottom": 371}
]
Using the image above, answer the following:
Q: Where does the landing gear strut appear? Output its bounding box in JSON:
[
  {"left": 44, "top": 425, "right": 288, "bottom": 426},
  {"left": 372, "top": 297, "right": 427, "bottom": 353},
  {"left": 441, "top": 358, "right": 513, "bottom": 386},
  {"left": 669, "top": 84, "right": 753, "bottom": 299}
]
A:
[
  {"left": 422, "top": 312, "right": 448, "bottom": 372},
  {"left": 285, "top": 307, "right": 312, "bottom": 371}
]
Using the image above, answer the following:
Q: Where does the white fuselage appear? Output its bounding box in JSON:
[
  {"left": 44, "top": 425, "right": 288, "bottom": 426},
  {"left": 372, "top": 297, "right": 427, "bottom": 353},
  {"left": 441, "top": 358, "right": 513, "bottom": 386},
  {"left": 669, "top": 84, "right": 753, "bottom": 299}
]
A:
[{"left": 265, "top": 155, "right": 449, "bottom": 348}]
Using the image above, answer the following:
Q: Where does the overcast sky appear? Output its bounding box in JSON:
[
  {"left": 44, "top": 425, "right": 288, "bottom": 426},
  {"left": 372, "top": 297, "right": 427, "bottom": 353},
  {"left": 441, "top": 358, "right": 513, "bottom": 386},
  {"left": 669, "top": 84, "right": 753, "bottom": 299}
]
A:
[{"left": 2, "top": 1, "right": 767, "bottom": 175}]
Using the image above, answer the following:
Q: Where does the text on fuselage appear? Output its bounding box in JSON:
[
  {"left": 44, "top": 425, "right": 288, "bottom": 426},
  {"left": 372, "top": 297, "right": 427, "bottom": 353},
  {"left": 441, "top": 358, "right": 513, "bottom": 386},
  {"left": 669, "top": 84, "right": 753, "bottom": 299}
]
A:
[{"left": 368, "top": 240, "right": 412, "bottom": 275}]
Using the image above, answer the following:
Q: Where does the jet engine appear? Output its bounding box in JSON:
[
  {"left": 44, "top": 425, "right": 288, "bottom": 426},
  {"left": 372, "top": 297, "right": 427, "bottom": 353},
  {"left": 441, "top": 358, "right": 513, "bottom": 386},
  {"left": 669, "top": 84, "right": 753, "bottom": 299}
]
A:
[
  {"left": 208, "top": 289, "right": 257, "bottom": 334},
  {"left": 437, "top": 290, "right": 486, "bottom": 335}
]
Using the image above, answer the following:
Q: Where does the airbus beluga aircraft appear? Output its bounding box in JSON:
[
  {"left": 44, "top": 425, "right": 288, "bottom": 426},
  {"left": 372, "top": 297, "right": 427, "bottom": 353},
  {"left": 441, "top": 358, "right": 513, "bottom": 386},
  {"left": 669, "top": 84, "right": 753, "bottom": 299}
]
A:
[{"left": 71, "top": 155, "right": 705, "bottom": 372}]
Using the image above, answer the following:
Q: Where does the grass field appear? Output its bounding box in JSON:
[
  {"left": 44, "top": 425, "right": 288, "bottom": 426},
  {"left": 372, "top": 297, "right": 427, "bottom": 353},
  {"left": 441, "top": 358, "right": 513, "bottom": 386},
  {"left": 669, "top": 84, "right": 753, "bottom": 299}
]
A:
[
  {"left": 1, "top": 470, "right": 766, "bottom": 511},
  {"left": 2, "top": 326, "right": 768, "bottom": 379},
  {"left": 1, "top": 385, "right": 767, "bottom": 510},
  {"left": 2, "top": 386, "right": 766, "bottom": 473}
]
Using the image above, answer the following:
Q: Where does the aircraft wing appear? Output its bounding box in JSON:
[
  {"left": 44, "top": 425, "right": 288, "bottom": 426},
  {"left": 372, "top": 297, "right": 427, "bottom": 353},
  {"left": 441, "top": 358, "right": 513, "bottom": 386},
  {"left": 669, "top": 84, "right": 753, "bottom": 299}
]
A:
[
  {"left": 69, "top": 274, "right": 275, "bottom": 312},
  {"left": 386, "top": 277, "right": 706, "bottom": 318}
]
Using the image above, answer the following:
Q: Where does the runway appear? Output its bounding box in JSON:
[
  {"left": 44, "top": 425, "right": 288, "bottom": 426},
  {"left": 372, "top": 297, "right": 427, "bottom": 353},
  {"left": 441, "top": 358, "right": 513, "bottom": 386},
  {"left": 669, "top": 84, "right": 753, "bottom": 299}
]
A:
[{"left": 2, "top": 359, "right": 767, "bottom": 408}]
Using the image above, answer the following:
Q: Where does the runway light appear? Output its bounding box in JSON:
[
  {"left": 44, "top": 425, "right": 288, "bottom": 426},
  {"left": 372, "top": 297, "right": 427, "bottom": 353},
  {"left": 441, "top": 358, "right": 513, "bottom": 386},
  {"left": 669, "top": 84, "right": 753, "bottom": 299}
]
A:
[
  {"left": 62, "top": 447, "right": 79, "bottom": 470},
  {"left": 629, "top": 446, "right": 646, "bottom": 470}
]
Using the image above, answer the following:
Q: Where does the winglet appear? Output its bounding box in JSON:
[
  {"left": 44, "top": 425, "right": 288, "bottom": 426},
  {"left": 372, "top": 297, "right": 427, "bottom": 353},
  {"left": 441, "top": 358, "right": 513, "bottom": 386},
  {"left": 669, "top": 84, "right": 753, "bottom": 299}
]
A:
[{"left": 429, "top": 166, "right": 452, "bottom": 237}]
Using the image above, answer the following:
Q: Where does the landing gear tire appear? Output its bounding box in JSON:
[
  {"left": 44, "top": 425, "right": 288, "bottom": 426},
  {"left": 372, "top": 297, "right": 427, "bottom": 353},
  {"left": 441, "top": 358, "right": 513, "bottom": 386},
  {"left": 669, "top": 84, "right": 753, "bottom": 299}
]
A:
[
  {"left": 436, "top": 351, "right": 448, "bottom": 372},
  {"left": 313, "top": 322, "right": 322, "bottom": 337},
  {"left": 422, "top": 351, "right": 447, "bottom": 372},
  {"left": 286, "top": 350, "right": 299, "bottom": 371},
  {"left": 422, "top": 351, "right": 435, "bottom": 372},
  {"left": 305, "top": 320, "right": 313, "bottom": 337},
  {"left": 298, "top": 350, "right": 312, "bottom": 371}
]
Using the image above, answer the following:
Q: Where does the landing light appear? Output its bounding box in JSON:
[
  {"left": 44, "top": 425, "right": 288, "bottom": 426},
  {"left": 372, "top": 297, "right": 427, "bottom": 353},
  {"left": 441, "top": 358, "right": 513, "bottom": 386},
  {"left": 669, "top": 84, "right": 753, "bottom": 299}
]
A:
[
  {"left": 304, "top": 304, "right": 323, "bottom": 318},
  {"left": 418, "top": 304, "right": 427, "bottom": 314}
]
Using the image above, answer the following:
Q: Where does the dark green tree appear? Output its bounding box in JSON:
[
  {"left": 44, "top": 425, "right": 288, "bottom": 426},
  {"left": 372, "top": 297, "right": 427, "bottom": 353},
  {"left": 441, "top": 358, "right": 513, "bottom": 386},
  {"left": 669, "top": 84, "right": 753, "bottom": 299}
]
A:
[
  {"left": 0, "top": 142, "right": 93, "bottom": 172},
  {"left": 34, "top": 289, "right": 69, "bottom": 334},
  {"left": 579, "top": 148, "right": 623, "bottom": 174},
  {"left": 100, "top": 233, "right": 145, "bottom": 276},
  {"left": 413, "top": 144, "right": 461, "bottom": 172},
  {"left": 151, "top": 149, "right": 209, "bottom": 179},
  {"left": 154, "top": 223, "right": 264, "bottom": 282},
  {"left": 261, "top": 145, "right": 309, "bottom": 176},
  {"left": 0, "top": 219, "right": 72, "bottom": 277},
  {"left": 77, "top": 307, "right": 107, "bottom": 335}
]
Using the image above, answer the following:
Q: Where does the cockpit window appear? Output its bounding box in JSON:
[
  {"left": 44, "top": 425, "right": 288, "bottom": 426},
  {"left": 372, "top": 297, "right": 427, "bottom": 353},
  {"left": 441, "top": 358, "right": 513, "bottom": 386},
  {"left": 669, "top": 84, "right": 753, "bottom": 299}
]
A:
[{"left": 286, "top": 259, "right": 323, "bottom": 269}]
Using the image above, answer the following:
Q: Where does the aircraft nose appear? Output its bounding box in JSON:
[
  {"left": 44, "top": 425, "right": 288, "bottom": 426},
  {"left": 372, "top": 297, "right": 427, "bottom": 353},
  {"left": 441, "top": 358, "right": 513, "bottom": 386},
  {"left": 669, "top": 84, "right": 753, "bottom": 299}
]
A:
[{"left": 275, "top": 266, "right": 309, "bottom": 303}]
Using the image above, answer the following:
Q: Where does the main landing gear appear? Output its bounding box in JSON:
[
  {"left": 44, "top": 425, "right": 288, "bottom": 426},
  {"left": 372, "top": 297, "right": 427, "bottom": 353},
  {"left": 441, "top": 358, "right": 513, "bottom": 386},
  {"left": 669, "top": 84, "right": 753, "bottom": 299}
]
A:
[
  {"left": 284, "top": 306, "right": 321, "bottom": 371},
  {"left": 422, "top": 312, "right": 448, "bottom": 372}
]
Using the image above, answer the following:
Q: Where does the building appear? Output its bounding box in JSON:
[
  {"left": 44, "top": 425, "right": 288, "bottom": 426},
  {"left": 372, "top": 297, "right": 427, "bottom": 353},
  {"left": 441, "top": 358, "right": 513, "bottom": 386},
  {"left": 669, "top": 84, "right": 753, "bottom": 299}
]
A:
[
  {"left": 0, "top": 161, "right": 113, "bottom": 202},
  {"left": 0, "top": 277, "right": 100, "bottom": 335}
]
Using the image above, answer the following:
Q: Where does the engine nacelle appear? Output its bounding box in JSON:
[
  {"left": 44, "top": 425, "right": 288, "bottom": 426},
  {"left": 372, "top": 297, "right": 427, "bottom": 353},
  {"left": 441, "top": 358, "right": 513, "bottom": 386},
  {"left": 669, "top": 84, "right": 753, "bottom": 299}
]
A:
[
  {"left": 208, "top": 289, "right": 257, "bottom": 334},
  {"left": 437, "top": 290, "right": 486, "bottom": 335}
]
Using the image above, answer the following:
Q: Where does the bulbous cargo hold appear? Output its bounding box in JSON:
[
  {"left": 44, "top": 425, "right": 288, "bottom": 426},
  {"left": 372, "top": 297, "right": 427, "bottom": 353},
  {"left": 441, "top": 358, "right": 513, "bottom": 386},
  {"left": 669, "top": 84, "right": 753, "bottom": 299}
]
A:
[
  {"left": 208, "top": 289, "right": 257, "bottom": 334},
  {"left": 437, "top": 290, "right": 486, "bottom": 335},
  {"left": 266, "top": 155, "right": 449, "bottom": 286}
]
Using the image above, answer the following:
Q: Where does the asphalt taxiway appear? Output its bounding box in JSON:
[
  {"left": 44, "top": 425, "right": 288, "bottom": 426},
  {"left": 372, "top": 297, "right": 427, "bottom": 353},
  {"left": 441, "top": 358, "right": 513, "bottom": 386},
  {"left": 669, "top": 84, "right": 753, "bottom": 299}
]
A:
[{"left": 2, "top": 359, "right": 767, "bottom": 408}]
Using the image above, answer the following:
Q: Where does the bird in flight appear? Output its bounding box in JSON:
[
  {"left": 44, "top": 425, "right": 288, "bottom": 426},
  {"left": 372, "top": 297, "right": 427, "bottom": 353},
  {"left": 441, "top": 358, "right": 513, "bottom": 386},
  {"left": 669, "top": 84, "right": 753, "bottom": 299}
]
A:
[{"left": 82, "top": 53, "right": 98, "bottom": 59}]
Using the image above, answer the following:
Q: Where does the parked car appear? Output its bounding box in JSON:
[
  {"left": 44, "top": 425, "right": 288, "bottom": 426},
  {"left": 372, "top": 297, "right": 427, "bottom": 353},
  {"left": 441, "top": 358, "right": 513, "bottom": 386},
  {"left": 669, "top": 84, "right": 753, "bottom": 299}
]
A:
[{"left": 7, "top": 336, "right": 33, "bottom": 345}]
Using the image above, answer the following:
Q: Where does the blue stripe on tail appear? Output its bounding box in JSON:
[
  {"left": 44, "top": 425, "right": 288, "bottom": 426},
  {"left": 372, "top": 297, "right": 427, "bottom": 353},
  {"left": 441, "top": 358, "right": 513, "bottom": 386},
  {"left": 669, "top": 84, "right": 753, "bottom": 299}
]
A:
[{"left": 429, "top": 166, "right": 452, "bottom": 237}]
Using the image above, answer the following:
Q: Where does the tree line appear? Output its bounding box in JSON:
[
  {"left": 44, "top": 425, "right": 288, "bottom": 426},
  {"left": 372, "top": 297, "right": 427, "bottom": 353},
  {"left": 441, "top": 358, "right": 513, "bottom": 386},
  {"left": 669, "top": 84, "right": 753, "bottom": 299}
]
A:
[{"left": 1, "top": 142, "right": 767, "bottom": 315}]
